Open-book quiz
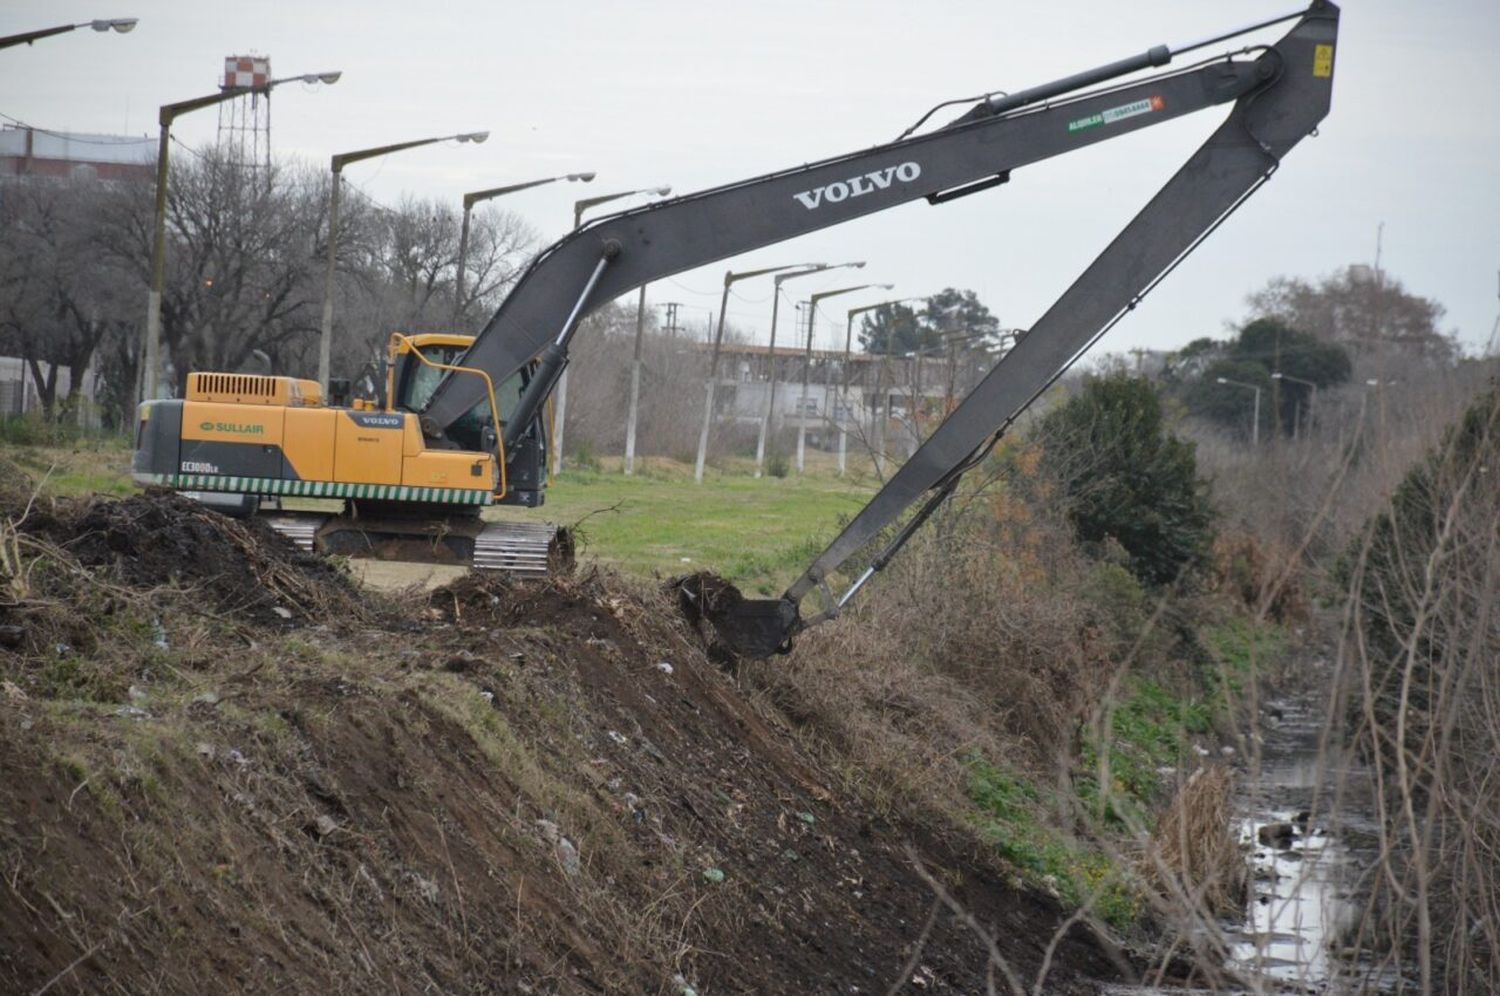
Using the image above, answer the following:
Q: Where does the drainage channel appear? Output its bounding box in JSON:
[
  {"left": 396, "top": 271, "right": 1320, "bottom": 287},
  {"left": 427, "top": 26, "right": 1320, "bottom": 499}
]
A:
[{"left": 1107, "top": 694, "right": 1379, "bottom": 994}]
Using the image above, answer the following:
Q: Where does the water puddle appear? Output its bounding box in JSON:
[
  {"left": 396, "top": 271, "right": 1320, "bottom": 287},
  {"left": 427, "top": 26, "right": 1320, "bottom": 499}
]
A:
[
  {"left": 1226, "top": 698, "right": 1353, "bottom": 992},
  {"left": 1108, "top": 696, "right": 1376, "bottom": 995}
]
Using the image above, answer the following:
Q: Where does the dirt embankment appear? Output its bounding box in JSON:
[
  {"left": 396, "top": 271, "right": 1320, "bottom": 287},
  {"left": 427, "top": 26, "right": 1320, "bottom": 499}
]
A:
[{"left": 0, "top": 474, "right": 1123, "bottom": 993}]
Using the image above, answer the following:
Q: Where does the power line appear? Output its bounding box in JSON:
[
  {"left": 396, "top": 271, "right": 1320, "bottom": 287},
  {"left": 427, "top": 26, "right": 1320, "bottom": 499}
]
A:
[{"left": 0, "top": 110, "right": 152, "bottom": 145}]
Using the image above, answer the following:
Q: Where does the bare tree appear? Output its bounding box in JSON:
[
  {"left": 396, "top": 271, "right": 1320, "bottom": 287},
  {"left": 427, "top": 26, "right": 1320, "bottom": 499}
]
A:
[
  {"left": 0, "top": 177, "right": 136, "bottom": 419},
  {"left": 1248, "top": 266, "right": 1457, "bottom": 365}
]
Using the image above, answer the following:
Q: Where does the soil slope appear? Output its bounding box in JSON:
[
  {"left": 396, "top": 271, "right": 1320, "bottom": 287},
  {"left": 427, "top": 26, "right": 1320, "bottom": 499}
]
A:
[{"left": 0, "top": 480, "right": 1123, "bottom": 993}]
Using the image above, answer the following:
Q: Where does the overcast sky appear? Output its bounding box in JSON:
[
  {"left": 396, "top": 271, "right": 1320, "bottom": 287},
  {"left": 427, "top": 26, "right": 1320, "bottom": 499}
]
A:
[{"left": 3, "top": 0, "right": 1496, "bottom": 358}]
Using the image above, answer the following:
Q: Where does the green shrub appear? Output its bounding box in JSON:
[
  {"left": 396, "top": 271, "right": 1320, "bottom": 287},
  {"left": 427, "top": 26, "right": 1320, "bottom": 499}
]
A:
[{"left": 1035, "top": 373, "right": 1215, "bottom": 587}]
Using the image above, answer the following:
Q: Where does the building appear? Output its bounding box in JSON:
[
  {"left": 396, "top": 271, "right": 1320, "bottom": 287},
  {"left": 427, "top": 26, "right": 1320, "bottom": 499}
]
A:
[
  {"left": 692, "top": 340, "right": 1000, "bottom": 452},
  {"left": 0, "top": 125, "right": 154, "bottom": 182}
]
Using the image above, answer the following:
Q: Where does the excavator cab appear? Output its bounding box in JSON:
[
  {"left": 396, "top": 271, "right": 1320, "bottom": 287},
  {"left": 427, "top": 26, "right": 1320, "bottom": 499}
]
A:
[{"left": 386, "top": 333, "right": 549, "bottom": 508}]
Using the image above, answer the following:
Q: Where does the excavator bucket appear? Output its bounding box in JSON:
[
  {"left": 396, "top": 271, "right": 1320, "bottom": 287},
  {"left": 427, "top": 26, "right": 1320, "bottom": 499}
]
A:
[{"left": 674, "top": 574, "right": 800, "bottom": 658}]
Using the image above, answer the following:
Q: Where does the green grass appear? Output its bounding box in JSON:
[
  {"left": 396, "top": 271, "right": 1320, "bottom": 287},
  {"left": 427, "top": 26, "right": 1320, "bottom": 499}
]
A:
[
  {"left": 3, "top": 439, "right": 135, "bottom": 498},
  {"left": 489, "top": 456, "right": 876, "bottom": 594},
  {"left": 4, "top": 439, "right": 877, "bottom": 596},
  {"left": 1200, "top": 616, "right": 1289, "bottom": 702},
  {"left": 967, "top": 758, "right": 1141, "bottom": 929},
  {"left": 1077, "top": 676, "right": 1214, "bottom": 827}
]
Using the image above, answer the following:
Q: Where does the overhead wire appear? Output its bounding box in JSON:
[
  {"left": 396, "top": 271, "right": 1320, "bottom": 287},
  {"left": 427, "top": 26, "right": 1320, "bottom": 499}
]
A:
[{"left": 0, "top": 110, "right": 152, "bottom": 144}]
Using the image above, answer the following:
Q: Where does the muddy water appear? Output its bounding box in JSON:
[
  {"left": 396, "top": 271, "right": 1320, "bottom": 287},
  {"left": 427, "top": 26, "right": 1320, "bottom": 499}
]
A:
[
  {"left": 1108, "top": 695, "right": 1379, "bottom": 995},
  {"left": 1227, "top": 697, "right": 1361, "bottom": 992}
]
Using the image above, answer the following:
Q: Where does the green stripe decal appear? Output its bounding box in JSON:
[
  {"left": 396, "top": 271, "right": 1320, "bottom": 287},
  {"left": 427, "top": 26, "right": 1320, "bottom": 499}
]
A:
[{"left": 151, "top": 473, "right": 492, "bottom": 505}]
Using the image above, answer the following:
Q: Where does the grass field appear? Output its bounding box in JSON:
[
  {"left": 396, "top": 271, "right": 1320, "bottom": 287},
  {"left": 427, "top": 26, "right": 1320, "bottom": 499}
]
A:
[
  {"left": 492, "top": 454, "right": 876, "bottom": 593},
  {"left": 2, "top": 441, "right": 878, "bottom": 595}
]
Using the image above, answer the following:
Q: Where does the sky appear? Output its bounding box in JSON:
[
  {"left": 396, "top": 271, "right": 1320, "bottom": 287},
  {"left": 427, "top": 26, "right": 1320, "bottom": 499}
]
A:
[{"left": 3, "top": 0, "right": 1497, "bottom": 359}]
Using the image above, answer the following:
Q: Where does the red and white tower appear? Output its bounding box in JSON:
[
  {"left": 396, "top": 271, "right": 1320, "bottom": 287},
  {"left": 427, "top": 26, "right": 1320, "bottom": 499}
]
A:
[{"left": 216, "top": 55, "right": 273, "bottom": 178}]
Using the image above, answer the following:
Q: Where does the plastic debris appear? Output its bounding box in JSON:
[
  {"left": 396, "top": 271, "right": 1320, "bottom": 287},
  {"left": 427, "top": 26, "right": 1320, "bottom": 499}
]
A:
[{"left": 702, "top": 867, "right": 725, "bottom": 884}]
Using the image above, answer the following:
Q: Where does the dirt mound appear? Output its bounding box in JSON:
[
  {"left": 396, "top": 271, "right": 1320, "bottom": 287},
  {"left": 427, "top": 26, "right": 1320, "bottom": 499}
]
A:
[
  {"left": 1, "top": 520, "right": 1126, "bottom": 992},
  {"left": 21, "top": 489, "right": 361, "bottom": 625}
]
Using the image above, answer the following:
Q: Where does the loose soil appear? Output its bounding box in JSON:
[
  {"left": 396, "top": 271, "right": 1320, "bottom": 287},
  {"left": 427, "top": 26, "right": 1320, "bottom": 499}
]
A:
[{"left": 0, "top": 468, "right": 1127, "bottom": 993}]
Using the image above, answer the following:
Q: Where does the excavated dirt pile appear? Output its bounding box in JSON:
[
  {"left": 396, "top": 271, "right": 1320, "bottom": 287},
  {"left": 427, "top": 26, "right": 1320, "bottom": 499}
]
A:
[{"left": 0, "top": 475, "right": 1125, "bottom": 994}]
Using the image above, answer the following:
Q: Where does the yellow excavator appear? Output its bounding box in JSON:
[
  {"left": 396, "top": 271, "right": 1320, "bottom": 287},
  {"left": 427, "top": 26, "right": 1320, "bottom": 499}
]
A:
[
  {"left": 135, "top": 3, "right": 1338, "bottom": 652},
  {"left": 133, "top": 332, "right": 567, "bottom": 575}
]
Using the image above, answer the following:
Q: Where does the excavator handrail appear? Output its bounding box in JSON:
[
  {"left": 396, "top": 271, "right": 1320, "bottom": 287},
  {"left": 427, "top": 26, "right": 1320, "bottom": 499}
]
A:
[{"left": 391, "top": 333, "right": 510, "bottom": 500}]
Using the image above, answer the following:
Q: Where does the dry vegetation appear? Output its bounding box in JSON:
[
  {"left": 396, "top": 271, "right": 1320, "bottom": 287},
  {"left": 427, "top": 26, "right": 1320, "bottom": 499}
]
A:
[
  {"left": 3, "top": 348, "right": 1495, "bottom": 993},
  {"left": 1327, "top": 384, "right": 1500, "bottom": 993},
  {"left": 1, "top": 458, "right": 1129, "bottom": 995}
]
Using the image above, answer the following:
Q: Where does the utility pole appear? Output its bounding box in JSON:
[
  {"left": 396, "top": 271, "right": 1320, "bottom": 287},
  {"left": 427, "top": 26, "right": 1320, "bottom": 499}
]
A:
[
  {"left": 754, "top": 262, "right": 863, "bottom": 477},
  {"left": 623, "top": 286, "right": 648, "bottom": 475},
  {"left": 694, "top": 263, "right": 825, "bottom": 484},
  {"left": 556, "top": 184, "right": 670, "bottom": 474},
  {"left": 796, "top": 283, "right": 890, "bottom": 474},
  {"left": 662, "top": 302, "right": 682, "bottom": 337}
]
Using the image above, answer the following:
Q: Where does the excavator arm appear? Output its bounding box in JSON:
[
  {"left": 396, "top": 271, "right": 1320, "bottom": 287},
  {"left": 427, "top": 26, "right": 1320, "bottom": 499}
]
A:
[{"left": 424, "top": 3, "right": 1338, "bottom": 655}]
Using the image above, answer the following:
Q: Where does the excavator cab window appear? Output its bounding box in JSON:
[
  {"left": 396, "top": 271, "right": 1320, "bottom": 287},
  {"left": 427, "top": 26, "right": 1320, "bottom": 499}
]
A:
[{"left": 392, "top": 344, "right": 536, "bottom": 454}]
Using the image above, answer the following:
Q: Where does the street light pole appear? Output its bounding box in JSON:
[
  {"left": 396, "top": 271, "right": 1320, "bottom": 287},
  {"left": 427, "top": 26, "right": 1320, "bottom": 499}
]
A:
[
  {"left": 140, "top": 69, "right": 341, "bottom": 406},
  {"left": 551, "top": 185, "right": 671, "bottom": 473},
  {"left": 0, "top": 17, "right": 137, "bottom": 50},
  {"left": 797, "top": 284, "right": 891, "bottom": 474},
  {"left": 1216, "top": 376, "right": 1262, "bottom": 446},
  {"left": 839, "top": 297, "right": 920, "bottom": 476},
  {"left": 693, "top": 262, "right": 825, "bottom": 483},
  {"left": 318, "top": 130, "right": 489, "bottom": 394},
  {"left": 754, "top": 262, "right": 864, "bottom": 478},
  {"left": 453, "top": 171, "right": 595, "bottom": 329},
  {"left": 623, "top": 286, "right": 649, "bottom": 475},
  {"left": 1270, "top": 370, "right": 1317, "bottom": 439}
]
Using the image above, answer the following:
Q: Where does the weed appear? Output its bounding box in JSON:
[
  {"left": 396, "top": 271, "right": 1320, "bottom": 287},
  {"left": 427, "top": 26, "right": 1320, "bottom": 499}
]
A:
[
  {"left": 1201, "top": 616, "right": 1287, "bottom": 697},
  {"left": 1079, "top": 676, "right": 1214, "bottom": 827},
  {"left": 570, "top": 441, "right": 602, "bottom": 473},
  {"left": 967, "top": 758, "right": 1141, "bottom": 929},
  {"left": 766, "top": 448, "right": 790, "bottom": 479}
]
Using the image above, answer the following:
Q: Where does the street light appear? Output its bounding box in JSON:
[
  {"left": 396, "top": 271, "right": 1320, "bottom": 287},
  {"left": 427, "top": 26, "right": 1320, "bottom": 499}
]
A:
[
  {"left": 797, "top": 284, "right": 892, "bottom": 473},
  {"left": 1216, "top": 376, "right": 1262, "bottom": 446},
  {"left": 139, "top": 69, "right": 341, "bottom": 405},
  {"left": 454, "top": 171, "right": 596, "bottom": 327},
  {"left": 0, "top": 18, "right": 137, "bottom": 50},
  {"left": 1270, "top": 370, "right": 1317, "bottom": 439},
  {"left": 551, "top": 184, "right": 671, "bottom": 473},
  {"left": 572, "top": 185, "right": 671, "bottom": 229},
  {"left": 754, "top": 262, "right": 865, "bottom": 478},
  {"left": 693, "top": 262, "right": 826, "bottom": 483},
  {"left": 843, "top": 297, "right": 924, "bottom": 477},
  {"left": 317, "top": 131, "right": 489, "bottom": 393}
]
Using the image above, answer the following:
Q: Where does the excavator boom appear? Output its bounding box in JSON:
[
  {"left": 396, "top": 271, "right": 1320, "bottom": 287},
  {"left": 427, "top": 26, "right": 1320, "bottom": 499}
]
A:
[{"left": 423, "top": 3, "right": 1338, "bottom": 651}]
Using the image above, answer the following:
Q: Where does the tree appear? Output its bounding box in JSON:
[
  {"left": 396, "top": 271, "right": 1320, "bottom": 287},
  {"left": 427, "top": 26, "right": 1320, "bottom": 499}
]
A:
[
  {"left": 921, "top": 287, "right": 1000, "bottom": 350},
  {"left": 859, "top": 287, "right": 1001, "bottom": 355},
  {"left": 858, "top": 301, "right": 927, "bottom": 354},
  {"left": 1036, "top": 373, "right": 1215, "bottom": 586},
  {"left": 1247, "top": 266, "right": 1456, "bottom": 364},
  {"left": 0, "top": 177, "right": 136, "bottom": 419},
  {"left": 1173, "top": 317, "right": 1351, "bottom": 437}
]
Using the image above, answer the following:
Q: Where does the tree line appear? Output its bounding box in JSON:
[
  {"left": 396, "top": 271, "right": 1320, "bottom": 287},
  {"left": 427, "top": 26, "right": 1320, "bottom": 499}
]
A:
[{"left": 0, "top": 149, "right": 536, "bottom": 428}]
